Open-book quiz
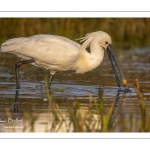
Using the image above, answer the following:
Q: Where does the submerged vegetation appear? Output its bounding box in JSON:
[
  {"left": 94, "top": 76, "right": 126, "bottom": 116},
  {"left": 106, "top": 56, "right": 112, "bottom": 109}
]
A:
[{"left": 0, "top": 18, "right": 150, "bottom": 48}]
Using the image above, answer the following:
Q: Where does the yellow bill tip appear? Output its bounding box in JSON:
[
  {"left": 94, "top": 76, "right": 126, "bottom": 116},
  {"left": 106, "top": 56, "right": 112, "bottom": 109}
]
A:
[{"left": 122, "top": 79, "right": 127, "bottom": 85}]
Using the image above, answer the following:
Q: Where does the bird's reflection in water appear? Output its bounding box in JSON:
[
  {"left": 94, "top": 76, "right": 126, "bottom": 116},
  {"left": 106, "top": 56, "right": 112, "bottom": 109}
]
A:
[
  {"left": 110, "top": 88, "right": 131, "bottom": 128},
  {"left": 109, "top": 90, "right": 121, "bottom": 128},
  {"left": 14, "top": 90, "right": 19, "bottom": 113},
  {"left": 98, "top": 87, "right": 131, "bottom": 129},
  {"left": 13, "top": 86, "right": 131, "bottom": 129}
]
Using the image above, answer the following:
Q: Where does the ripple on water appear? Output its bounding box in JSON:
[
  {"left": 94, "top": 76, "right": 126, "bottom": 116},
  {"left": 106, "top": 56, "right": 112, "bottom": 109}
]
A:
[{"left": 0, "top": 49, "right": 150, "bottom": 132}]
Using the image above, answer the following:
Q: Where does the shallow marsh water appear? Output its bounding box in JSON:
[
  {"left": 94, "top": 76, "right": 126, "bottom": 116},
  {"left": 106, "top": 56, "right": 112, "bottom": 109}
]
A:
[{"left": 0, "top": 48, "right": 150, "bottom": 132}]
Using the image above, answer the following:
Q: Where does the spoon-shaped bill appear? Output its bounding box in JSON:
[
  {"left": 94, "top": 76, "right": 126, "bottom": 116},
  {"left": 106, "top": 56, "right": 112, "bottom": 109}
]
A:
[{"left": 106, "top": 44, "right": 127, "bottom": 86}]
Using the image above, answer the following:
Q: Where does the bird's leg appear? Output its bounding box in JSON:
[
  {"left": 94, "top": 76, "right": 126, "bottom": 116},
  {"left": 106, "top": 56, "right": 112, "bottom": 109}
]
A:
[
  {"left": 106, "top": 49, "right": 121, "bottom": 88},
  {"left": 49, "top": 73, "right": 53, "bottom": 89},
  {"left": 15, "top": 59, "right": 34, "bottom": 89}
]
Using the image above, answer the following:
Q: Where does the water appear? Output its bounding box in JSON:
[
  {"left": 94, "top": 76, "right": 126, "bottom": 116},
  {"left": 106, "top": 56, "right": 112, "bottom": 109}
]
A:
[{"left": 0, "top": 48, "right": 150, "bottom": 132}]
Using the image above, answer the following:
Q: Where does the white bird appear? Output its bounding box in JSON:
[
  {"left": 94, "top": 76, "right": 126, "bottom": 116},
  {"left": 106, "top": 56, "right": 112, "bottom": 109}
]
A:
[{"left": 0, "top": 31, "right": 127, "bottom": 89}]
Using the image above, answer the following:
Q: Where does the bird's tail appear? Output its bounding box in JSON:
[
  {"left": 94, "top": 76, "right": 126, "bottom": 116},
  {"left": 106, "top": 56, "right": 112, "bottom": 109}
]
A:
[
  {"left": 0, "top": 43, "right": 3, "bottom": 52},
  {"left": 1, "top": 37, "right": 28, "bottom": 53},
  {"left": 1, "top": 39, "right": 16, "bottom": 53}
]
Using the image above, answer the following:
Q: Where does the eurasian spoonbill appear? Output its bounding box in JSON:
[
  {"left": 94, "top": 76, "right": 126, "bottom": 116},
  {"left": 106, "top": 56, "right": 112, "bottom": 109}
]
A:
[{"left": 0, "top": 31, "right": 127, "bottom": 89}]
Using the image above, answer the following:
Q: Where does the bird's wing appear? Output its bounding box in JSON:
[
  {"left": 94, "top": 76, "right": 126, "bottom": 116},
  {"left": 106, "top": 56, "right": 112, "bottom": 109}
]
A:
[
  {"left": 1, "top": 35, "right": 81, "bottom": 66},
  {"left": 1, "top": 37, "right": 29, "bottom": 52}
]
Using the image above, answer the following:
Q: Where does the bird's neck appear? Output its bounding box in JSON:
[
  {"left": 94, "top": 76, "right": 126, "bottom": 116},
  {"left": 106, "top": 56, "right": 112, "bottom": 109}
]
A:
[
  {"left": 88, "top": 41, "right": 104, "bottom": 69},
  {"left": 76, "top": 41, "right": 104, "bottom": 74},
  {"left": 90, "top": 41, "right": 104, "bottom": 57}
]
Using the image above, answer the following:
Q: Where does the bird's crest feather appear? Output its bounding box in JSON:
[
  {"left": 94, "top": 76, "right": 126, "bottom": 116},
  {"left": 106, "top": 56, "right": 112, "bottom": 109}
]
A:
[{"left": 77, "top": 33, "right": 94, "bottom": 56}]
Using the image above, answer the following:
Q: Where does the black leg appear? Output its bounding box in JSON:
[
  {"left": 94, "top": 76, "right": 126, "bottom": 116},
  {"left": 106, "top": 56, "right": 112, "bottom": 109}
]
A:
[
  {"left": 15, "top": 59, "right": 34, "bottom": 89},
  {"left": 49, "top": 73, "right": 53, "bottom": 88}
]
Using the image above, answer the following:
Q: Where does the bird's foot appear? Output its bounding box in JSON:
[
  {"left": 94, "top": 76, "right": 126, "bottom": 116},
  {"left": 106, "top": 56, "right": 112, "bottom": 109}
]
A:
[{"left": 118, "top": 86, "right": 131, "bottom": 93}]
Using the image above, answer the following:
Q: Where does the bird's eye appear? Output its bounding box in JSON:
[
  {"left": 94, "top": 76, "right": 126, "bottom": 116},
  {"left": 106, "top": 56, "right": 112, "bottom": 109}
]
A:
[{"left": 105, "top": 41, "right": 108, "bottom": 44}]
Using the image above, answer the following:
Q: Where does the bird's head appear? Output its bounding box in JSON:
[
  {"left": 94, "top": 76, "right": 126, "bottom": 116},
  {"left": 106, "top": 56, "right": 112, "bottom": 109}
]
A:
[
  {"left": 96, "top": 31, "right": 128, "bottom": 86},
  {"left": 78, "top": 31, "right": 127, "bottom": 87},
  {"left": 95, "top": 31, "right": 112, "bottom": 50},
  {"left": 78, "top": 31, "right": 112, "bottom": 52}
]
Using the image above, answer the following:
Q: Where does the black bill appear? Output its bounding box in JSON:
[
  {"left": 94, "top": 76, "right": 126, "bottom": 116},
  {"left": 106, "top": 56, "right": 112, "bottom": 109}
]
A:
[{"left": 106, "top": 44, "right": 127, "bottom": 88}]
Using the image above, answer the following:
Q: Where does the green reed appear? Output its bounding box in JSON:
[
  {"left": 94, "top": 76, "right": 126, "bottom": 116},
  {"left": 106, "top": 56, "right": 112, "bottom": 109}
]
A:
[
  {"left": 2, "top": 78, "right": 150, "bottom": 132},
  {"left": 0, "top": 18, "right": 150, "bottom": 48},
  {"left": 35, "top": 78, "right": 150, "bottom": 132}
]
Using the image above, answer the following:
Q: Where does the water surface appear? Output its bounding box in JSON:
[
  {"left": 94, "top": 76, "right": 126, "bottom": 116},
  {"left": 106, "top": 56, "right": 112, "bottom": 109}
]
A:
[{"left": 0, "top": 48, "right": 150, "bottom": 132}]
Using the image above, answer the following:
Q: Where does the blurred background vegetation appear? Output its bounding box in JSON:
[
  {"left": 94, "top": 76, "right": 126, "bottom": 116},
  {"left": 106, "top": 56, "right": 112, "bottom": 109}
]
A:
[{"left": 0, "top": 18, "right": 150, "bottom": 48}]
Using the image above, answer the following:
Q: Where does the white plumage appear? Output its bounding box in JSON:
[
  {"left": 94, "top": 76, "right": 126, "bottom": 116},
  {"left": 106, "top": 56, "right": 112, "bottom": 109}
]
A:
[
  {"left": 1, "top": 31, "right": 128, "bottom": 90},
  {"left": 1, "top": 31, "right": 112, "bottom": 75}
]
